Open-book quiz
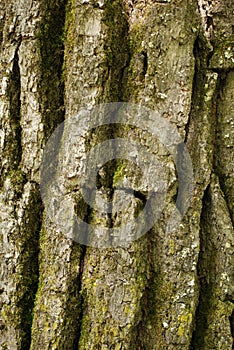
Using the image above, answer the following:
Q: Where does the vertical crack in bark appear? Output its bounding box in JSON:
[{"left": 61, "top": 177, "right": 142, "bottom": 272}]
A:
[
  {"left": 72, "top": 198, "right": 91, "bottom": 348},
  {"left": 0, "top": 8, "right": 4, "bottom": 47},
  {"left": 39, "top": 0, "right": 67, "bottom": 140},
  {"left": 132, "top": 229, "right": 156, "bottom": 349},
  {"left": 213, "top": 71, "right": 234, "bottom": 347},
  {"left": 10, "top": 44, "right": 22, "bottom": 163},
  {"left": 230, "top": 309, "right": 234, "bottom": 349},
  {"left": 191, "top": 177, "right": 234, "bottom": 349},
  {"left": 102, "top": 0, "right": 130, "bottom": 102},
  {"left": 190, "top": 184, "right": 211, "bottom": 350},
  {"left": 213, "top": 71, "right": 234, "bottom": 226},
  {"left": 184, "top": 36, "right": 199, "bottom": 143},
  {"left": 19, "top": 185, "right": 43, "bottom": 350},
  {"left": 0, "top": 40, "right": 22, "bottom": 187},
  {"left": 72, "top": 245, "right": 87, "bottom": 349}
]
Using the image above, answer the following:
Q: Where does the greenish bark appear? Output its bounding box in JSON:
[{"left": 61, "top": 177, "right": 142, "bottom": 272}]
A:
[{"left": 0, "top": 0, "right": 233, "bottom": 349}]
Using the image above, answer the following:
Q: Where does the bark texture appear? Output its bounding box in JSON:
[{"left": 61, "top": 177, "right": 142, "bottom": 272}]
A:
[{"left": 0, "top": 0, "right": 233, "bottom": 349}]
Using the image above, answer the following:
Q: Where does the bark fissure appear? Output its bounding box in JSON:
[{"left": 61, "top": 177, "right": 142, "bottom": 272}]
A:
[
  {"left": 191, "top": 176, "right": 234, "bottom": 349},
  {"left": 39, "top": 0, "right": 67, "bottom": 140},
  {"left": 184, "top": 36, "right": 199, "bottom": 143},
  {"left": 0, "top": 41, "right": 22, "bottom": 187},
  {"left": 19, "top": 185, "right": 43, "bottom": 350},
  {"left": 72, "top": 245, "right": 87, "bottom": 349},
  {"left": 133, "top": 230, "right": 156, "bottom": 349},
  {"left": 214, "top": 71, "right": 234, "bottom": 225},
  {"left": 230, "top": 309, "right": 234, "bottom": 349},
  {"left": 190, "top": 183, "right": 211, "bottom": 350},
  {"left": 102, "top": 0, "right": 130, "bottom": 102}
]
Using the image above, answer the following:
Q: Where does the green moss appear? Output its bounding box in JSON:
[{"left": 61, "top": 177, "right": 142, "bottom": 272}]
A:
[
  {"left": 123, "top": 21, "right": 146, "bottom": 100},
  {"left": 9, "top": 168, "right": 26, "bottom": 194},
  {"left": 113, "top": 161, "right": 126, "bottom": 186},
  {"left": 210, "top": 40, "right": 234, "bottom": 70},
  {"left": 178, "top": 312, "right": 193, "bottom": 337},
  {"left": 63, "top": 0, "right": 76, "bottom": 58},
  {"left": 129, "top": 23, "right": 144, "bottom": 53}
]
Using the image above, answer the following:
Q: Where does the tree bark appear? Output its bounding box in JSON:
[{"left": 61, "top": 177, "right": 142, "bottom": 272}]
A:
[{"left": 0, "top": 0, "right": 233, "bottom": 349}]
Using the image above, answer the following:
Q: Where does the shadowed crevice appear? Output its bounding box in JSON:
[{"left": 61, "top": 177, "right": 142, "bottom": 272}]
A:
[
  {"left": 185, "top": 27, "right": 216, "bottom": 144},
  {"left": 230, "top": 308, "right": 234, "bottom": 349},
  {"left": 132, "top": 231, "right": 157, "bottom": 350},
  {"left": 214, "top": 72, "right": 234, "bottom": 226},
  {"left": 102, "top": 0, "right": 130, "bottom": 102},
  {"left": 20, "top": 185, "right": 43, "bottom": 350},
  {"left": 190, "top": 179, "right": 233, "bottom": 349},
  {"left": 72, "top": 246, "right": 87, "bottom": 349},
  {"left": 39, "top": 0, "right": 67, "bottom": 141},
  {"left": 0, "top": 40, "right": 22, "bottom": 187},
  {"left": 184, "top": 36, "right": 199, "bottom": 143},
  {"left": 190, "top": 184, "right": 212, "bottom": 350}
]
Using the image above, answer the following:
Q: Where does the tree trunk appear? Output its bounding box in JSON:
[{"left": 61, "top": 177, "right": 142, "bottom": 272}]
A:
[{"left": 0, "top": 0, "right": 233, "bottom": 349}]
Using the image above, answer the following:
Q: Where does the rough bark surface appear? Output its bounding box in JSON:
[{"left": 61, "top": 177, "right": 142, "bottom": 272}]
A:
[{"left": 0, "top": 0, "right": 233, "bottom": 349}]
